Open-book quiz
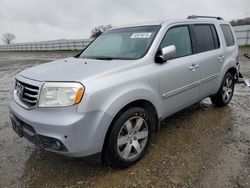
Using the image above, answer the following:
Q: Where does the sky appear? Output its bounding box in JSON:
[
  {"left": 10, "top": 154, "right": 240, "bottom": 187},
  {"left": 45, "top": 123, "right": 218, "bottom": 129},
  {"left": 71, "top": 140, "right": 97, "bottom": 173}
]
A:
[{"left": 0, "top": 0, "right": 249, "bottom": 44}]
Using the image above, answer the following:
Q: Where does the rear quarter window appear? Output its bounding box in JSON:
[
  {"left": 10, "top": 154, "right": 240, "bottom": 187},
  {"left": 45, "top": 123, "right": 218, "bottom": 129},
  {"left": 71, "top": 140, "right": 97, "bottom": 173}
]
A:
[
  {"left": 220, "top": 24, "right": 235, "bottom": 47},
  {"left": 210, "top": 25, "right": 220, "bottom": 49}
]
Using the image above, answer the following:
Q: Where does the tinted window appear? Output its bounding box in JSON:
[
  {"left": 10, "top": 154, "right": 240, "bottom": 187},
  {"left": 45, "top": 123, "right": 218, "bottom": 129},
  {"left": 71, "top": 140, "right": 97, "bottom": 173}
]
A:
[
  {"left": 193, "top": 25, "right": 216, "bottom": 53},
  {"left": 160, "top": 26, "right": 192, "bottom": 58},
  {"left": 210, "top": 25, "right": 220, "bottom": 49},
  {"left": 220, "top": 24, "right": 235, "bottom": 46}
]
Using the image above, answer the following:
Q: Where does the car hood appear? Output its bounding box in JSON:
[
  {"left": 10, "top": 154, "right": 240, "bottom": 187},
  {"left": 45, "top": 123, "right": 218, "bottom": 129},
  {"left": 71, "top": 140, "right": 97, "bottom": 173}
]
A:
[{"left": 19, "top": 57, "right": 133, "bottom": 82}]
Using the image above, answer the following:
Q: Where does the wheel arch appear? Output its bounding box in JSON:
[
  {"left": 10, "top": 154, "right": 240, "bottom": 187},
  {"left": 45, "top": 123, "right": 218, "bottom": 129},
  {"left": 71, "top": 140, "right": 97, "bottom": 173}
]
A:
[
  {"left": 111, "top": 99, "right": 159, "bottom": 130},
  {"left": 226, "top": 67, "right": 237, "bottom": 80},
  {"left": 219, "top": 61, "right": 237, "bottom": 84},
  {"left": 101, "top": 99, "right": 159, "bottom": 162}
]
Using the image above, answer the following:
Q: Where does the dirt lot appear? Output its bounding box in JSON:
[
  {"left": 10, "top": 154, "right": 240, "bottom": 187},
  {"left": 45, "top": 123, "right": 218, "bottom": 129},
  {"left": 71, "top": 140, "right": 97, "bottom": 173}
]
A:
[{"left": 0, "top": 48, "right": 250, "bottom": 188}]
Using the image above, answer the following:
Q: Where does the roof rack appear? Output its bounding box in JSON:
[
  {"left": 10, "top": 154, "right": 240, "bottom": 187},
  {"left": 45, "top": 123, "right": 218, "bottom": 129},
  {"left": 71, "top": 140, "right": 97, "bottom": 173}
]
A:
[{"left": 187, "top": 15, "right": 224, "bottom": 20}]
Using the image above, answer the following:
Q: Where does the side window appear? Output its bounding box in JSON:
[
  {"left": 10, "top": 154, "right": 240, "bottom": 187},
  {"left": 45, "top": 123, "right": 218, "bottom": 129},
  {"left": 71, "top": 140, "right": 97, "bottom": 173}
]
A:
[
  {"left": 210, "top": 25, "right": 220, "bottom": 49},
  {"left": 160, "top": 26, "right": 192, "bottom": 58},
  {"left": 193, "top": 25, "right": 216, "bottom": 53},
  {"left": 220, "top": 24, "right": 235, "bottom": 46}
]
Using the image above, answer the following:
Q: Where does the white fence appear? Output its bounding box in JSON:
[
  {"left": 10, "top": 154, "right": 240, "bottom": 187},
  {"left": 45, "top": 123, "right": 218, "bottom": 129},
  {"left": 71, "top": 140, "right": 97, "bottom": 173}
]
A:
[
  {"left": 233, "top": 25, "right": 250, "bottom": 46},
  {"left": 0, "top": 25, "right": 249, "bottom": 52},
  {"left": 0, "top": 39, "right": 92, "bottom": 52}
]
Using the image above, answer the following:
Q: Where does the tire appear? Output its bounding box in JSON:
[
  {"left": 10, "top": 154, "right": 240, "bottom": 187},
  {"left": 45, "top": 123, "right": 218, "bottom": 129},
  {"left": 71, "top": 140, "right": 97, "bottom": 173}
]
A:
[
  {"left": 104, "top": 107, "right": 153, "bottom": 168},
  {"left": 210, "top": 72, "right": 235, "bottom": 107}
]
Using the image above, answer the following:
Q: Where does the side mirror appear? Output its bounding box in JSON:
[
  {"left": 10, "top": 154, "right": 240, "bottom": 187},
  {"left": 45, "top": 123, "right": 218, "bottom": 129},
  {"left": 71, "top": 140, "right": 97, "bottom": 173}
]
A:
[{"left": 155, "top": 45, "right": 176, "bottom": 63}]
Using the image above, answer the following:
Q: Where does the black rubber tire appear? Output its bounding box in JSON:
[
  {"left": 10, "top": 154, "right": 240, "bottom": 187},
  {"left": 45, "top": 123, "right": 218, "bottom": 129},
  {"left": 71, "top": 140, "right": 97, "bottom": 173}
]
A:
[
  {"left": 210, "top": 72, "right": 235, "bottom": 107},
  {"left": 104, "top": 107, "right": 153, "bottom": 168}
]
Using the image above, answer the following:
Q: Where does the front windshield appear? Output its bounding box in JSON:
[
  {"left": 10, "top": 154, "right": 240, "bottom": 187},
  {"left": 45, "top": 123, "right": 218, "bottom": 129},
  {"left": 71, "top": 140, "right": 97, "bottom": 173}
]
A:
[{"left": 80, "top": 25, "right": 161, "bottom": 60}]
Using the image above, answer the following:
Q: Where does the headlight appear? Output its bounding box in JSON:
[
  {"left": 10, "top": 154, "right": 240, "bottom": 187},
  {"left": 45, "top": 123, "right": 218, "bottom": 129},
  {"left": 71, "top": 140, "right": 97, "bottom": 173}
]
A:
[{"left": 38, "top": 82, "right": 84, "bottom": 107}]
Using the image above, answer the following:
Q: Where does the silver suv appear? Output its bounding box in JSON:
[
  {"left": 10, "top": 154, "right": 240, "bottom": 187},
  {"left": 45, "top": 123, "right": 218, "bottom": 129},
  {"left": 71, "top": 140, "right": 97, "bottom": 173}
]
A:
[{"left": 10, "top": 16, "right": 240, "bottom": 168}]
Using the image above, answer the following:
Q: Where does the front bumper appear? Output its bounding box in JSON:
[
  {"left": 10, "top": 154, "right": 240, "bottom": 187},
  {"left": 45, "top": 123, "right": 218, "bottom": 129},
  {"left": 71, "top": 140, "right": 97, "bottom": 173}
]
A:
[{"left": 9, "top": 101, "right": 113, "bottom": 158}]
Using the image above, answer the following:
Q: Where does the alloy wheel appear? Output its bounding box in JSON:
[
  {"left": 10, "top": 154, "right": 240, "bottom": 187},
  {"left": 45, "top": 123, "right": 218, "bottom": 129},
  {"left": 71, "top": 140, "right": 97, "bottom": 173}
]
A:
[
  {"left": 117, "top": 116, "right": 148, "bottom": 160},
  {"left": 222, "top": 76, "right": 233, "bottom": 103}
]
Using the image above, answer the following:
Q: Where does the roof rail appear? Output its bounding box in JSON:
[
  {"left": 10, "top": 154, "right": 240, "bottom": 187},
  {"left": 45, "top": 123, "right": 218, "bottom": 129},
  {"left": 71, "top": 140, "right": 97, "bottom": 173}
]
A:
[{"left": 187, "top": 15, "right": 224, "bottom": 20}]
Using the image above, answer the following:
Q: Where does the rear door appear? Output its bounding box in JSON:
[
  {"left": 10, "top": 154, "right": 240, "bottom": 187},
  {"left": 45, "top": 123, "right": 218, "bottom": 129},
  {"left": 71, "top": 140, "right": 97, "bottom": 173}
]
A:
[
  {"left": 190, "top": 24, "right": 222, "bottom": 98},
  {"left": 220, "top": 24, "right": 238, "bottom": 77},
  {"left": 158, "top": 25, "right": 200, "bottom": 116}
]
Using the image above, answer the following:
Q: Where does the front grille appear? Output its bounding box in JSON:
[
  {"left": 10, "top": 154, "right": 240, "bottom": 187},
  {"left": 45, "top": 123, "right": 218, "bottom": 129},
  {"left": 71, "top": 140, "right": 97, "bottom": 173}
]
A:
[{"left": 15, "top": 80, "right": 39, "bottom": 108}]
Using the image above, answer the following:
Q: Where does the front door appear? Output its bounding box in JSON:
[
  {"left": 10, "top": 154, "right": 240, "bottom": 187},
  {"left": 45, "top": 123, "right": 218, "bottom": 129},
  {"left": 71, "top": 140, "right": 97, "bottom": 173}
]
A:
[{"left": 158, "top": 25, "right": 200, "bottom": 117}]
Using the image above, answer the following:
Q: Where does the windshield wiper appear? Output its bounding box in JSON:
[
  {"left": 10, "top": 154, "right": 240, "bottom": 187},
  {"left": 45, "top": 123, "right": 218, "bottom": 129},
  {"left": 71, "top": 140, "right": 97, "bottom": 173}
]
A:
[
  {"left": 82, "top": 56, "right": 133, "bottom": 60},
  {"left": 96, "top": 57, "right": 114, "bottom": 60},
  {"left": 88, "top": 56, "right": 114, "bottom": 60}
]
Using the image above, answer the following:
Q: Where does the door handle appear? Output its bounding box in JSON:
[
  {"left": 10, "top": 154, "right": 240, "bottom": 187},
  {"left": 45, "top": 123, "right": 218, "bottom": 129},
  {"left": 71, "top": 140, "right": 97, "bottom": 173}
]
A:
[
  {"left": 189, "top": 63, "right": 199, "bottom": 71},
  {"left": 218, "top": 55, "right": 225, "bottom": 62}
]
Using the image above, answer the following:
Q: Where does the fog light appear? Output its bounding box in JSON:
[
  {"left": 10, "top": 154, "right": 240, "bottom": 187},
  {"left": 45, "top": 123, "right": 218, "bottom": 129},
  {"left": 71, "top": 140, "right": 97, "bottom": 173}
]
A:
[
  {"left": 51, "top": 140, "right": 62, "bottom": 150},
  {"left": 39, "top": 135, "right": 67, "bottom": 151}
]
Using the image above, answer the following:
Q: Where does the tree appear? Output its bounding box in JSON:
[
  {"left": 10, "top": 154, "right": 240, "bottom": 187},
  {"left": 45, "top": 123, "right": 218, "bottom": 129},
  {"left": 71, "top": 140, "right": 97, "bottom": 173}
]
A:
[
  {"left": 2, "top": 33, "right": 16, "bottom": 44},
  {"left": 90, "top": 24, "right": 112, "bottom": 39},
  {"left": 230, "top": 17, "right": 250, "bottom": 26}
]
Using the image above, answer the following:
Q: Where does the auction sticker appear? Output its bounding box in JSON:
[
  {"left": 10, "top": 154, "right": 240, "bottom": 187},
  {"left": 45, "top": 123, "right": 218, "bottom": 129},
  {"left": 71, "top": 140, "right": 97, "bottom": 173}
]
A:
[{"left": 131, "top": 33, "right": 152, "bottom": 39}]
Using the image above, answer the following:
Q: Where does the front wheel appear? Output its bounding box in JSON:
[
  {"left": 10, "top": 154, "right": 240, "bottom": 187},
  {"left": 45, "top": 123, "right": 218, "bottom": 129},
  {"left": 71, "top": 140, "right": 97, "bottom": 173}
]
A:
[
  {"left": 210, "top": 72, "right": 235, "bottom": 106},
  {"left": 104, "top": 107, "right": 152, "bottom": 168}
]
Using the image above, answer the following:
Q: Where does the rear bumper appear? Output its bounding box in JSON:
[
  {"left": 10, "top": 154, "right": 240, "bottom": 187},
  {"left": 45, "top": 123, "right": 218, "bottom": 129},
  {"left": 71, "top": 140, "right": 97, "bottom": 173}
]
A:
[{"left": 9, "top": 101, "right": 113, "bottom": 159}]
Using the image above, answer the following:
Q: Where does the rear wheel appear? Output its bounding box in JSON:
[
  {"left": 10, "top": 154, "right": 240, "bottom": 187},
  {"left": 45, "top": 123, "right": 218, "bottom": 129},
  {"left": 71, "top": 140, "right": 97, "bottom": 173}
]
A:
[
  {"left": 104, "top": 107, "right": 153, "bottom": 168},
  {"left": 210, "top": 72, "right": 235, "bottom": 106}
]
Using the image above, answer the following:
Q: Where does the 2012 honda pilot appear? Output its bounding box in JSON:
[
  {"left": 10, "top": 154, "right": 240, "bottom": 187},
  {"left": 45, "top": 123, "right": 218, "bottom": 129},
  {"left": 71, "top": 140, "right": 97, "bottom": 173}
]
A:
[{"left": 10, "top": 16, "right": 240, "bottom": 168}]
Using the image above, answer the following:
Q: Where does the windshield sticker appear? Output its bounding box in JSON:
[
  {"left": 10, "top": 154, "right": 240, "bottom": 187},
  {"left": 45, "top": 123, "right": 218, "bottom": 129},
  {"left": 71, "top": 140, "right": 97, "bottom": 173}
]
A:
[{"left": 131, "top": 33, "right": 152, "bottom": 39}]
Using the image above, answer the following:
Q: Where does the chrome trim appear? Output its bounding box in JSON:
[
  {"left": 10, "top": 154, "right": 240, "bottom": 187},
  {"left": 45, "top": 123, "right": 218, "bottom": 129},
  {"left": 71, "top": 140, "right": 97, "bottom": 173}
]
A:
[
  {"left": 24, "top": 87, "right": 38, "bottom": 93},
  {"left": 162, "top": 81, "right": 200, "bottom": 99},
  {"left": 162, "top": 74, "right": 219, "bottom": 99},
  {"left": 14, "top": 75, "right": 44, "bottom": 109},
  {"left": 200, "top": 74, "right": 219, "bottom": 84},
  {"left": 23, "top": 92, "right": 38, "bottom": 98},
  {"left": 22, "top": 98, "right": 37, "bottom": 104}
]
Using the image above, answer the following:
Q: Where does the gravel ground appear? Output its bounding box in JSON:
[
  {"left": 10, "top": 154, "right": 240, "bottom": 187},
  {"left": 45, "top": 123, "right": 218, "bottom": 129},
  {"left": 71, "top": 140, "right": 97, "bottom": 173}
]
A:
[{"left": 0, "top": 48, "right": 250, "bottom": 188}]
